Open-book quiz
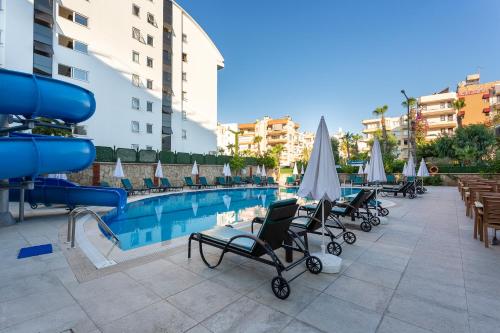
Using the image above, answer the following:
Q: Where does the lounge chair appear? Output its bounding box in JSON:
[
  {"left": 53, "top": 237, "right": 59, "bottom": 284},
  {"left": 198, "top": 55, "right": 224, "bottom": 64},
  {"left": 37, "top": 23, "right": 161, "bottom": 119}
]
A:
[
  {"left": 216, "top": 176, "right": 231, "bottom": 187},
  {"left": 380, "top": 182, "right": 416, "bottom": 199},
  {"left": 199, "top": 176, "right": 216, "bottom": 188},
  {"left": 385, "top": 174, "right": 396, "bottom": 185},
  {"left": 121, "top": 178, "right": 148, "bottom": 196},
  {"left": 100, "top": 181, "right": 110, "bottom": 187},
  {"left": 160, "top": 177, "right": 183, "bottom": 191},
  {"left": 363, "top": 189, "right": 389, "bottom": 217},
  {"left": 188, "top": 198, "right": 322, "bottom": 299},
  {"left": 184, "top": 177, "right": 201, "bottom": 189},
  {"left": 143, "top": 178, "right": 164, "bottom": 192},
  {"left": 328, "top": 189, "right": 374, "bottom": 232},
  {"left": 267, "top": 177, "right": 278, "bottom": 186},
  {"left": 233, "top": 176, "right": 244, "bottom": 186},
  {"left": 252, "top": 199, "right": 356, "bottom": 256},
  {"left": 252, "top": 176, "right": 263, "bottom": 186},
  {"left": 349, "top": 174, "right": 364, "bottom": 186},
  {"left": 285, "top": 176, "right": 295, "bottom": 186}
]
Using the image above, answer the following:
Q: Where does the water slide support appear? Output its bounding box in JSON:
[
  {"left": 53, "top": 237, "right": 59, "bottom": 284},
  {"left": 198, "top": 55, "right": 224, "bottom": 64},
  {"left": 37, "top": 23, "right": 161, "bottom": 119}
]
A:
[{"left": 0, "top": 115, "right": 15, "bottom": 225}]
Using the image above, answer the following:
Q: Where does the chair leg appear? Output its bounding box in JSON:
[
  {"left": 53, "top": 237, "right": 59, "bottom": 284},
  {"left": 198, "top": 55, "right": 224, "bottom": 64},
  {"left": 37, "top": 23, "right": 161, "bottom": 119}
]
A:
[
  {"left": 473, "top": 213, "right": 478, "bottom": 240},
  {"left": 479, "top": 217, "right": 484, "bottom": 242},
  {"left": 484, "top": 223, "right": 489, "bottom": 248}
]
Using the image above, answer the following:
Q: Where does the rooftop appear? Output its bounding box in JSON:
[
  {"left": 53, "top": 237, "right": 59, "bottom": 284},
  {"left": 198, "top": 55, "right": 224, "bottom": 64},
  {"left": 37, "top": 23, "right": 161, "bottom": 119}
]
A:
[{"left": 0, "top": 187, "right": 499, "bottom": 332}]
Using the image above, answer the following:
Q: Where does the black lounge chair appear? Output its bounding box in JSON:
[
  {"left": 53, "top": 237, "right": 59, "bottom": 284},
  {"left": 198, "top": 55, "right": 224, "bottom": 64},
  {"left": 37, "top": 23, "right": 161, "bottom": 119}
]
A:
[
  {"left": 252, "top": 199, "right": 357, "bottom": 256},
  {"left": 184, "top": 177, "right": 201, "bottom": 189},
  {"left": 232, "top": 176, "right": 244, "bottom": 186},
  {"left": 267, "top": 177, "right": 278, "bottom": 186},
  {"left": 144, "top": 178, "right": 163, "bottom": 192},
  {"left": 160, "top": 177, "right": 183, "bottom": 191},
  {"left": 121, "top": 178, "right": 148, "bottom": 196},
  {"left": 327, "top": 189, "right": 375, "bottom": 232},
  {"left": 199, "top": 176, "right": 216, "bottom": 188},
  {"left": 216, "top": 177, "right": 232, "bottom": 187},
  {"left": 188, "top": 198, "right": 323, "bottom": 300},
  {"left": 380, "top": 181, "right": 416, "bottom": 199}
]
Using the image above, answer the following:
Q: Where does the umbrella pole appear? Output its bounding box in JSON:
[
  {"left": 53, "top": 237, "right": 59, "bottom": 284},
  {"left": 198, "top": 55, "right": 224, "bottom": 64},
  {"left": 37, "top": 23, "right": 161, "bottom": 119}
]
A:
[{"left": 321, "top": 199, "right": 326, "bottom": 254}]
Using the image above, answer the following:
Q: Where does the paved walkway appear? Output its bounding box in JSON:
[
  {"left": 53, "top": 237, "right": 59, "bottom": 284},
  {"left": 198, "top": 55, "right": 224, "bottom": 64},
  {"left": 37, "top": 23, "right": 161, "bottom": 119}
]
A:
[{"left": 0, "top": 186, "right": 499, "bottom": 333}]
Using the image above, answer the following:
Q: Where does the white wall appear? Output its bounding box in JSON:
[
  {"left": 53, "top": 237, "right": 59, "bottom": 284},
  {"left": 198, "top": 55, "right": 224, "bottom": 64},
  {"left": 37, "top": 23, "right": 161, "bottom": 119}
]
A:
[
  {"left": 54, "top": 0, "right": 163, "bottom": 150},
  {"left": 1, "top": 0, "right": 34, "bottom": 71},
  {"left": 170, "top": 2, "right": 224, "bottom": 154}
]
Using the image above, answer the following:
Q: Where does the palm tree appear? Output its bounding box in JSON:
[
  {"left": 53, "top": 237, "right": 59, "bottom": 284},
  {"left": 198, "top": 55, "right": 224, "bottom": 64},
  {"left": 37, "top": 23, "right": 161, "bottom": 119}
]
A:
[
  {"left": 401, "top": 97, "right": 417, "bottom": 110},
  {"left": 253, "top": 135, "right": 263, "bottom": 155},
  {"left": 229, "top": 129, "right": 243, "bottom": 155},
  {"left": 373, "top": 105, "right": 389, "bottom": 154},
  {"left": 351, "top": 133, "right": 363, "bottom": 156},
  {"left": 341, "top": 132, "right": 353, "bottom": 161},
  {"left": 452, "top": 99, "right": 466, "bottom": 128}
]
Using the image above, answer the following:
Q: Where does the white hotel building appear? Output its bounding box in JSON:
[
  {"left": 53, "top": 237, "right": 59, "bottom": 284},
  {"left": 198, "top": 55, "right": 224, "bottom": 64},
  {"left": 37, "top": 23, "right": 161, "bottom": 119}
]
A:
[{"left": 0, "top": 0, "right": 224, "bottom": 153}]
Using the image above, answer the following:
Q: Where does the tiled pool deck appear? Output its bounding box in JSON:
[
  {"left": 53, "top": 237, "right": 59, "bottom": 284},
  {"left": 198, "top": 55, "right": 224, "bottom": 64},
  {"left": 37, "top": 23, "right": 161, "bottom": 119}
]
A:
[{"left": 1, "top": 186, "right": 500, "bottom": 333}]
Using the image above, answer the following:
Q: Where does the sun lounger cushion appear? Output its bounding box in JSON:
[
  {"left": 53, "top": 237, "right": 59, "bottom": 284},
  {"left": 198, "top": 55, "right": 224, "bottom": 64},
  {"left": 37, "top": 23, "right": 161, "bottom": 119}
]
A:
[
  {"left": 201, "top": 227, "right": 255, "bottom": 252},
  {"left": 332, "top": 206, "right": 347, "bottom": 214},
  {"left": 291, "top": 216, "right": 310, "bottom": 227}
]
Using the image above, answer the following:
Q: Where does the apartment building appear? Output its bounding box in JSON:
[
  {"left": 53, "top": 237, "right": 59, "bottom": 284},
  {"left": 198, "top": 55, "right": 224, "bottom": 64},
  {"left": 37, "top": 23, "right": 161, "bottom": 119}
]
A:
[
  {"left": 0, "top": 0, "right": 223, "bottom": 154},
  {"left": 216, "top": 123, "right": 238, "bottom": 154},
  {"left": 236, "top": 116, "right": 307, "bottom": 166},
  {"left": 457, "top": 74, "right": 500, "bottom": 126},
  {"left": 360, "top": 116, "right": 409, "bottom": 158},
  {"left": 487, "top": 84, "right": 500, "bottom": 122},
  {"left": 417, "top": 91, "right": 457, "bottom": 140}
]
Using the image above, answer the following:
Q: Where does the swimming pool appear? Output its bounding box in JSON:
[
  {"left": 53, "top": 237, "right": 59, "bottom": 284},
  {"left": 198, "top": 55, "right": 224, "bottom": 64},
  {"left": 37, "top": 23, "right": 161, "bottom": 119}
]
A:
[{"left": 103, "top": 187, "right": 360, "bottom": 250}]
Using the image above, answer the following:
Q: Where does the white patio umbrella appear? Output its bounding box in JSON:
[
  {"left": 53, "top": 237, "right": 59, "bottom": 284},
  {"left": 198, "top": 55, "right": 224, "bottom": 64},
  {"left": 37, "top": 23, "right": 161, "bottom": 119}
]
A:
[
  {"left": 155, "top": 160, "right": 163, "bottom": 178},
  {"left": 226, "top": 163, "right": 232, "bottom": 177},
  {"left": 255, "top": 165, "right": 261, "bottom": 177},
  {"left": 298, "top": 116, "right": 342, "bottom": 273},
  {"left": 113, "top": 158, "right": 125, "bottom": 178},
  {"left": 292, "top": 163, "right": 299, "bottom": 176},
  {"left": 261, "top": 165, "right": 266, "bottom": 177},
  {"left": 406, "top": 154, "right": 416, "bottom": 177},
  {"left": 402, "top": 162, "right": 408, "bottom": 177},
  {"left": 301, "top": 165, "right": 305, "bottom": 175},
  {"left": 417, "top": 158, "right": 429, "bottom": 177},
  {"left": 191, "top": 161, "right": 199, "bottom": 175},
  {"left": 367, "top": 139, "right": 386, "bottom": 220},
  {"left": 357, "top": 165, "right": 364, "bottom": 175},
  {"left": 364, "top": 160, "right": 371, "bottom": 175}
]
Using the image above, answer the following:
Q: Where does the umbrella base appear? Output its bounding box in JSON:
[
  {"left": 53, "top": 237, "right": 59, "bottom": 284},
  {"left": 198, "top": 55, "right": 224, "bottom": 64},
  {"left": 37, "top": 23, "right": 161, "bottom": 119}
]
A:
[
  {"left": 312, "top": 251, "right": 342, "bottom": 274},
  {"left": 379, "top": 216, "right": 389, "bottom": 225}
]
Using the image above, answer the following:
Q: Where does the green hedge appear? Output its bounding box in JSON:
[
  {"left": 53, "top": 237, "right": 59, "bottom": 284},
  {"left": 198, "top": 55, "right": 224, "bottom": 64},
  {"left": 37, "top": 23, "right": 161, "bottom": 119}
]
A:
[
  {"left": 436, "top": 164, "right": 499, "bottom": 173},
  {"left": 159, "top": 151, "right": 175, "bottom": 164},
  {"left": 205, "top": 155, "right": 217, "bottom": 165},
  {"left": 191, "top": 153, "right": 204, "bottom": 164},
  {"left": 116, "top": 148, "right": 137, "bottom": 163},
  {"left": 95, "top": 146, "right": 114, "bottom": 162},
  {"left": 138, "top": 149, "right": 157, "bottom": 163},
  {"left": 176, "top": 152, "right": 191, "bottom": 164}
]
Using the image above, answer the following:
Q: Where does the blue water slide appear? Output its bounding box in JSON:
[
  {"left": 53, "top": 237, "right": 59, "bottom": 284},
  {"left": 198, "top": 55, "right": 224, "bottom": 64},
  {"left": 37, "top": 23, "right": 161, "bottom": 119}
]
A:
[{"left": 0, "top": 69, "right": 126, "bottom": 211}]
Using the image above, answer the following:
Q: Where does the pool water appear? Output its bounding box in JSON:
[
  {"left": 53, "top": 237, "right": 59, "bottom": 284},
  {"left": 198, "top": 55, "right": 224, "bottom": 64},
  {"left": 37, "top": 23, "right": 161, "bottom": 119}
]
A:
[{"left": 103, "top": 187, "right": 360, "bottom": 250}]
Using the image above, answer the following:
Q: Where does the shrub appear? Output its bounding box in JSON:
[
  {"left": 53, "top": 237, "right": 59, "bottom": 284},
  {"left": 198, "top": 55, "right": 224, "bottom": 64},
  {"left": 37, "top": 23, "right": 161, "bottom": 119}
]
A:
[{"left": 424, "top": 175, "right": 442, "bottom": 186}]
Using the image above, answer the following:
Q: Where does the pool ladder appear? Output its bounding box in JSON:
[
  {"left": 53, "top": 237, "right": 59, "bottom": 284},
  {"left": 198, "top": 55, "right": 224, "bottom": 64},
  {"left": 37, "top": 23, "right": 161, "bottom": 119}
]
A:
[{"left": 67, "top": 207, "right": 120, "bottom": 248}]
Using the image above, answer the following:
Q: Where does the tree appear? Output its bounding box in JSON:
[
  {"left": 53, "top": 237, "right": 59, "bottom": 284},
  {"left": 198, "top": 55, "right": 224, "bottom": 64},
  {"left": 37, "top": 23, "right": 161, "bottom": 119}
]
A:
[
  {"left": 372, "top": 105, "right": 389, "bottom": 154},
  {"left": 330, "top": 137, "right": 340, "bottom": 163},
  {"left": 452, "top": 99, "right": 466, "bottom": 128},
  {"left": 229, "top": 154, "right": 246, "bottom": 175},
  {"left": 226, "top": 143, "right": 235, "bottom": 155},
  {"left": 401, "top": 97, "right": 417, "bottom": 110},
  {"left": 32, "top": 118, "right": 71, "bottom": 137},
  {"left": 270, "top": 144, "right": 284, "bottom": 167},
  {"left": 229, "top": 129, "right": 243, "bottom": 154},
  {"left": 453, "top": 124, "right": 496, "bottom": 164},
  {"left": 434, "top": 134, "right": 456, "bottom": 159},
  {"left": 367, "top": 129, "right": 398, "bottom": 161},
  {"left": 351, "top": 134, "right": 363, "bottom": 156},
  {"left": 301, "top": 146, "right": 311, "bottom": 164},
  {"left": 253, "top": 135, "right": 263, "bottom": 155},
  {"left": 341, "top": 132, "right": 353, "bottom": 161}
]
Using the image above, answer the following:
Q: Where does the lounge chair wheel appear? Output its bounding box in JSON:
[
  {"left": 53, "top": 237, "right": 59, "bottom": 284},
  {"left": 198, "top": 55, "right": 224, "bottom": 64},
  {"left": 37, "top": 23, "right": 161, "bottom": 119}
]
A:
[
  {"left": 360, "top": 221, "right": 372, "bottom": 232},
  {"left": 30, "top": 203, "right": 38, "bottom": 209},
  {"left": 409, "top": 193, "right": 416, "bottom": 199},
  {"left": 306, "top": 256, "right": 323, "bottom": 274},
  {"left": 271, "top": 276, "right": 290, "bottom": 299},
  {"left": 343, "top": 231, "right": 356, "bottom": 244},
  {"left": 417, "top": 188, "right": 424, "bottom": 195},
  {"left": 380, "top": 208, "right": 389, "bottom": 216},
  {"left": 370, "top": 216, "right": 380, "bottom": 226},
  {"left": 327, "top": 241, "right": 342, "bottom": 256}
]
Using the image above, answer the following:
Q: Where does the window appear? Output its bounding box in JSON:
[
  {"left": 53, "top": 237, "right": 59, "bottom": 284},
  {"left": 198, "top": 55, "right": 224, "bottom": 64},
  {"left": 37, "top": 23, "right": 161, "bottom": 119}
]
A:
[
  {"left": 146, "top": 35, "right": 154, "bottom": 46},
  {"left": 146, "top": 123, "right": 153, "bottom": 134},
  {"left": 440, "top": 115, "right": 445, "bottom": 121},
  {"left": 132, "top": 27, "right": 144, "bottom": 42},
  {"left": 146, "top": 79, "right": 153, "bottom": 89},
  {"left": 58, "top": 35, "right": 88, "bottom": 54},
  {"left": 447, "top": 114, "right": 453, "bottom": 121},
  {"left": 132, "top": 51, "right": 139, "bottom": 63},
  {"left": 182, "top": 129, "right": 187, "bottom": 140},
  {"left": 132, "top": 74, "right": 140, "bottom": 87},
  {"left": 131, "top": 121, "right": 140, "bottom": 133},
  {"left": 182, "top": 110, "right": 187, "bottom": 120},
  {"left": 131, "top": 144, "right": 139, "bottom": 150},
  {"left": 132, "top": 97, "right": 140, "bottom": 110},
  {"left": 448, "top": 128, "right": 453, "bottom": 133},
  {"left": 58, "top": 64, "right": 88, "bottom": 81},
  {"left": 441, "top": 128, "right": 446, "bottom": 134},
  {"left": 182, "top": 53, "right": 187, "bottom": 62},
  {"left": 147, "top": 13, "right": 156, "bottom": 26},
  {"left": 146, "top": 146, "right": 153, "bottom": 151},
  {"left": 132, "top": 4, "right": 140, "bottom": 17},
  {"left": 182, "top": 33, "right": 187, "bottom": 42},
  {"left": 182, "top": 72, "right": 187, "bottom": 81},
  {"left": 59, "top": 6, "right": 88, "bottom": 27},
  {"left": 182, "top": 91, "right": 187, "bottom": 101},
  {"left": 440, "top": 103, "right": 445, "bottom": 109},
  {"left": 146, "top": 57, "right": 153, "bottom": 68},
  {"left": 146, "top": 101, "right": 153, "bottom": 112}
]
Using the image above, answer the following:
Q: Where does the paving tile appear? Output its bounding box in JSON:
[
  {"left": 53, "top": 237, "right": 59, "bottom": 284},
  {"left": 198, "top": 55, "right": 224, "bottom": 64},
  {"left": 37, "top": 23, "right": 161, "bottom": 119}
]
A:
[
  {"left": 68, "top": 272, "right": 161, "bottom": 326},
  {"left": 343, "top": 261, "right": 402, "bottom": 289},
  {"left": 167, "top": 280, "right": 241, "bottom": 322},
  {"left": 387, "top": 293, "right": 468, "bottom": 333},
  {"left": 211, "top": 265, "right": 268, "bottom": 294},
  {"left": 324, "top": 275, "right": 394, "bottom": 313},
  {"left": 358, "top": 250, "right": 409, "bottom": 272},
  {"left": 125, "top": 259, "right": 204, "bottom": 298},
  {"left": 468, "top": 313, "right": 500, "bottom": 333},
  {"left": 377, "top": 316, "right": 432, "bottom": 333},
  {"left": 101, "top": 300, "right": 197, "bottom": 333},
  {"left": 247, "top": 281, "right": 320, "bottom": 316},
  {"left": 280, "top": 319, "right": 325, "bottom": 333},
  {"left": 202, "top": 296, "right": 292, "bottom": 333},
  {"left": 0, "top": 304, "right": 97, "bottom": 333},
  {"left": 167, "top": 250, "right": 236, "bottom": 279},
  {"left": 0, "top": 273, "right": 62, "bottom": 303},
  {"left": 294, "top": 270, "right": 339, "bottom": 292},
  {"left": 403, "top": 260, "right": 464, "bottom": 287},
  {"left": 297, "top": 293, "right": 382, "bottom": 333},
  {"left": 466, "top": 290, "right": 500, "bottom": 321},
  {"left": 185, "top": 325, "right": 212, "bottom": 333},
  {"left": 397, "top": 275, "right": 467, "bottom": 310}
]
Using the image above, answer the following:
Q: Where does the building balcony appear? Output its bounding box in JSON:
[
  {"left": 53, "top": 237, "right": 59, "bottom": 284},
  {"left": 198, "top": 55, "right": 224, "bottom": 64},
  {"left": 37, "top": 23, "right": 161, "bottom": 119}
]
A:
[
  {"left": 427, "top": 121, "right": 457, "bottom": 129},
  {"left": 362, "top": 127, "right": 380, "bottom": 134},
  {"left": 420, "top": 108, "right": 456, "bottom": 117},
  {"left": 267, "top": 129, "right": 286, "bottom": 136},
  {"left": 267, "top": 138, "right": 287, "bottom": 145}
]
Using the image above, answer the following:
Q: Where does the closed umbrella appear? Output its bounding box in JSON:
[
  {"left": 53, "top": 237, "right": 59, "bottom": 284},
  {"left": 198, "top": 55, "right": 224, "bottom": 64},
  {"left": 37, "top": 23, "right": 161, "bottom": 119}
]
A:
[
  {"left": 406, "top": 155, "right": 416, "bottom": 177},
  {"left": 191, "top": 161, "right": 199, "bottom": 175},
  {"left": 402, "top": 162, "right": 408, "bottom": 177},
  {"left": 226, "top": 164, "right": 232, "bottom": 177},
  {"left": 292, "top": 163, "right": 299, "bottom": 176},
  {"left": 261, "top": 165, "right": 266, "bottom": 177},
  {"left": 298, "top": 116, "right": 342, "bottom": 273},
  {"left": 155, "top": 160, "right": 163, "bottom": 178},
  {"left": 256, "top": 165, "right": 261, "bottom": 177},
  {"left": 357, "top": 165, "right": 364, "bottom": 175},
  {"left": 114, "top": 158, "right": 125, "bottom": 178},
  {"left": 367, "top": 139, "right": 386, "bottom": 220},
  {"left": 364, "top": 161, "right": 370, "bottom": 175},
  {"left": 417, "top": 158, "right": 429, "bottom": 177},
  {"left": 301, "top": 165, "right": 305, "bottom": 175},
  {"left": 222, "top": 163, "right": 227, "bottom": 176}
]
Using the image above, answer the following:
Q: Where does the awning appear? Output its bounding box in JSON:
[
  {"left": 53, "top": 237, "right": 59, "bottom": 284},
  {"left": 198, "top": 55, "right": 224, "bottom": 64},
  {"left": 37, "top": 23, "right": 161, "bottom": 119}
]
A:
[
  {"left": 483, "top": 107, "right": 491, "bottom": 113},
  {"left": 34, "top": 40, "right": 54, "bottom": 55},
  {"left": 482, "top": 94, "right": 490, "bottom": 99},
  {"left": 34, "top": 10, "right": 54, "bottom": 26}
]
